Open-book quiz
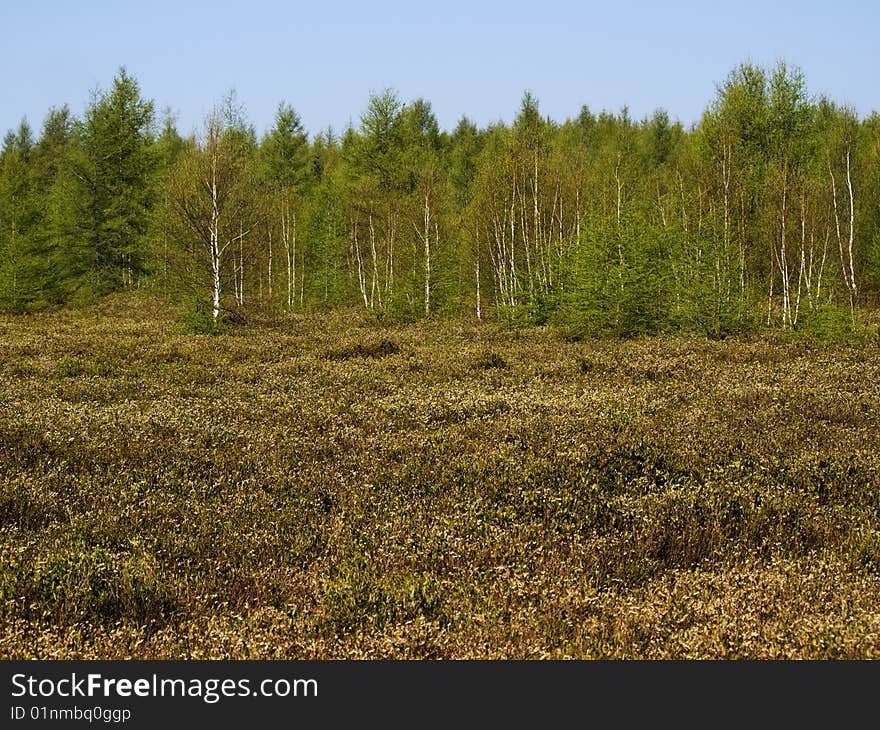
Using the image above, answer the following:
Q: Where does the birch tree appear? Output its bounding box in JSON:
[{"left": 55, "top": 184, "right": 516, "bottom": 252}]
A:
[
  {"left": 767, "top": 63, "right": 814, "bottom": 328},
  {"left": 260, "top": 103, "right": 309, "bottom": 308},
  {"left": 344, "top": 90, "right": 405, "bottom": 310},
  {"left": 823, "top": 103, "right": 859, "bottom": 316},
  {"left": 167, "top": 105, "right": 255, "bottom": 320}
]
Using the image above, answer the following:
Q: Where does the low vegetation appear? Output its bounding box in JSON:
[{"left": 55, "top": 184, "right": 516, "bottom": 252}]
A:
[{"left": 1, "top": 295, "right": 879, "bottom": 658}]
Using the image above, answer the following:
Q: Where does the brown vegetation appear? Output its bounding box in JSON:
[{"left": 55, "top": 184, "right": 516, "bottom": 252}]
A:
[{"left": 1, "top": 294, "right": 879, "bottom": 658}]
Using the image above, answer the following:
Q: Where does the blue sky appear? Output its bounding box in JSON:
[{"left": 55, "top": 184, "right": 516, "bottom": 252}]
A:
[{"left": 2, "top": 0, "right": 877, "bottom": 139}]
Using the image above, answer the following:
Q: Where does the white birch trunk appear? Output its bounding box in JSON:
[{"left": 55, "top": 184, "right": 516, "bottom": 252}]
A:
[
  {"left": 475, "top": 249, "right": 482, "bottom": 321},
  {"left": 210, "top": 143, "right": 221, "bottom": 320},
  {"left": 424, "top": 189, "right": 431, "bottom": 316},
  {"left": 846, "top": 148, "right": 857, "bottom": 314},
  {"left": 267, "top": 225, "right": 273, "bottom": 302}
]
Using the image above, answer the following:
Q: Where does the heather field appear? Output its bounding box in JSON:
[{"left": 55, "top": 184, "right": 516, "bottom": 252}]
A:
[{"left": 2, "top": 295, "right": 880, "bottom": 659}]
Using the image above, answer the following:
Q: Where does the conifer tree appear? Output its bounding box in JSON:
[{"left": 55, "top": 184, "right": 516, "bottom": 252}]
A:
[{"left": 0, "top": 121, "right": 36, "bottom": 310}]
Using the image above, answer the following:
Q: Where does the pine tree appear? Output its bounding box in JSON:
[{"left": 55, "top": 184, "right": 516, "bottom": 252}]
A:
[
  {"left": 55, "top": 68, "right": 156, "bottom": 301},
  {"left": 260, "top": 102, "right": 310, "bottom": 307},
  {"left": 0, "top": 120, "right": 36, "bottom": 310}
]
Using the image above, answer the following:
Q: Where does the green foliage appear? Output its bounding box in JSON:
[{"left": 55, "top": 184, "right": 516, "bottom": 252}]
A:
[
  {"left": 175, "top": 296, "right": 225, "bottom": 335},
  {"left": 1, "top": 62, "right": 879, "bottom": 340},
  {"left": 0, "top": 124, "right": 36, "bottom": 311},
  {"left": 556, "top": 218, "right": 673, "bottom": 338},
  {"left": 495, "top": 303, "right": 535, "bottom": 329},
  {"left": 24, "top": 542, "right": 174, "bottom": 625},
  {"left": 793, "top": 303, "right": 858, "bottom": 343},
  {"left": 260, "top": 102, "right": 310, "bottom": 190},
  {"left": 71, "top": 68, "right": 155, "bottom": 293}
]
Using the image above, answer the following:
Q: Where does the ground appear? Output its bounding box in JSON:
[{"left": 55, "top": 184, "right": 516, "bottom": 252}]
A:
[{"left": 1, "top": 294, "right": 879, "bottom": 658}]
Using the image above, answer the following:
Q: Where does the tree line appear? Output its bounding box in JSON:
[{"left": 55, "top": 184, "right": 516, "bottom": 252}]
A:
[{"left": 1, "top": 63, "right": 879, "bottom": 336}]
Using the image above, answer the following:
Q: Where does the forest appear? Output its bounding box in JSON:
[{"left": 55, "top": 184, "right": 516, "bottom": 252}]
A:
[
  {"left": 4, "top": 62, "right": 880, "bottom": 660},
  {"left": 1, "top": 62, "right": 878, "bottom": 337}
]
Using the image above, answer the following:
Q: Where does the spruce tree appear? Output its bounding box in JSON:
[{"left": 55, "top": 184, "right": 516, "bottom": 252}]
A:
[
  {"left": 0, "top": 121, "right": 36, "bottom": 310},
  {"left": 56, "top": 68, "right": 155, "bottom": 300}
]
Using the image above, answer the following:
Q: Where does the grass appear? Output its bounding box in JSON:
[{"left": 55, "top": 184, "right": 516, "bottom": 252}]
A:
[{"left": 1, "top": 293, "right": 879, "bottom": 658}]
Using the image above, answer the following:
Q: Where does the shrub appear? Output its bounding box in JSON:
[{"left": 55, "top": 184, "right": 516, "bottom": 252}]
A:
[
  {"left": 176, "top": 297, "right": 225, "bottom": 335},
  {"left": 473, "top": 351, "right": 507, "bottom": 370},
  {"left": 325, "top": 339, "right": 401, "bottom": 360},
  {"left": 794, "top": 304, "right": 858, "bottom": 343}
]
